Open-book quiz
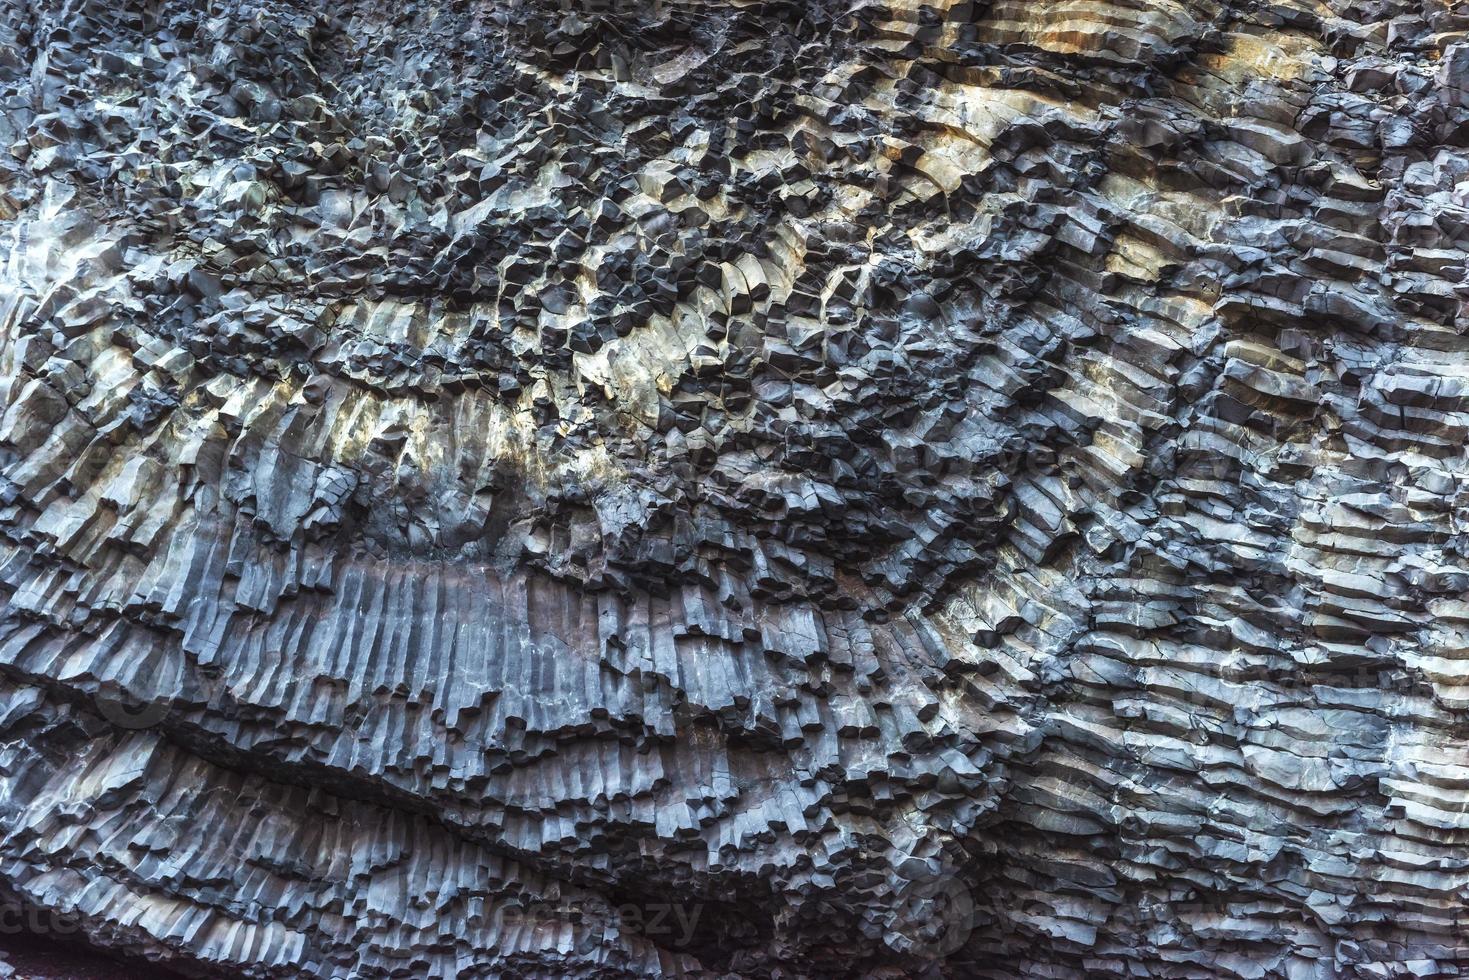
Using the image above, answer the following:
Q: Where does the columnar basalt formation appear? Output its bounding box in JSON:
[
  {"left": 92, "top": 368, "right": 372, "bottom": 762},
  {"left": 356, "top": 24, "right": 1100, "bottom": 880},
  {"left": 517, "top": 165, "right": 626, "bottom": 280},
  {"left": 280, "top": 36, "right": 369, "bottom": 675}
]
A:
[{"left": 0, "top": 0, "right": 1468, "bottom": 976}]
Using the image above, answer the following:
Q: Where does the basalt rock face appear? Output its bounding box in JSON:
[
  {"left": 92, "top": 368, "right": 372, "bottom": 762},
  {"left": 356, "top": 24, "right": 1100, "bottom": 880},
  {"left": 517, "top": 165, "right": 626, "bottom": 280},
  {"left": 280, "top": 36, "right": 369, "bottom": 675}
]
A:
[{"left": 1, "top": 0, "right": 1468, "bottom": 977}]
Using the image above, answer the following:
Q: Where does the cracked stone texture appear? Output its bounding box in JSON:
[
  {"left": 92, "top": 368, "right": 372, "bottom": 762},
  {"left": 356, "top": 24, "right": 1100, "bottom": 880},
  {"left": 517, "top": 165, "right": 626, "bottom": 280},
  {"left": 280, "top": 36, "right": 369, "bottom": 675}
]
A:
[{"left": 1, "top": 0, "right": 1469, "bottom": 976}]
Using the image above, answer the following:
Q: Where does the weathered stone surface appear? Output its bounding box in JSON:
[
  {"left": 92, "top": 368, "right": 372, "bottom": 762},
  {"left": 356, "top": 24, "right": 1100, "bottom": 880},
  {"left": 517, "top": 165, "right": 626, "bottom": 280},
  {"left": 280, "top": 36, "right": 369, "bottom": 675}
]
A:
[{"left": 1, "top": 0, "right": 1468, "bottom": 976}]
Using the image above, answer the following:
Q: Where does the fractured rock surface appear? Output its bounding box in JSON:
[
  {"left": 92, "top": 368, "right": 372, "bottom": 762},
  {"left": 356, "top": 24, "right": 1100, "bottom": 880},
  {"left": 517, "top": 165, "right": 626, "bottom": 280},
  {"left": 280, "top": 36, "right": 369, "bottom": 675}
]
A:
[{"left": 1, "top": 0, "right": 1469, "bottom": 976}]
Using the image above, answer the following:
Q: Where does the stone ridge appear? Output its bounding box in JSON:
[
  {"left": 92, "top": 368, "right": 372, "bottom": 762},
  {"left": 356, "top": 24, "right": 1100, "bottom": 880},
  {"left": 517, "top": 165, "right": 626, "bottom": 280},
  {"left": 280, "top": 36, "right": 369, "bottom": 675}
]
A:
[{"left": 0, "top": 0, "right": 1467, "bottom": 976}]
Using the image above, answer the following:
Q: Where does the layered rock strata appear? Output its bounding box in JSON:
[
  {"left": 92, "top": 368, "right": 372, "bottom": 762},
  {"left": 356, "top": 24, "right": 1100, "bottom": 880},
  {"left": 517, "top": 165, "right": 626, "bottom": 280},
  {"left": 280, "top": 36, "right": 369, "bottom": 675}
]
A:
[{"left": 1, "top": 0, "right": 1469, "bottom": 976}]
